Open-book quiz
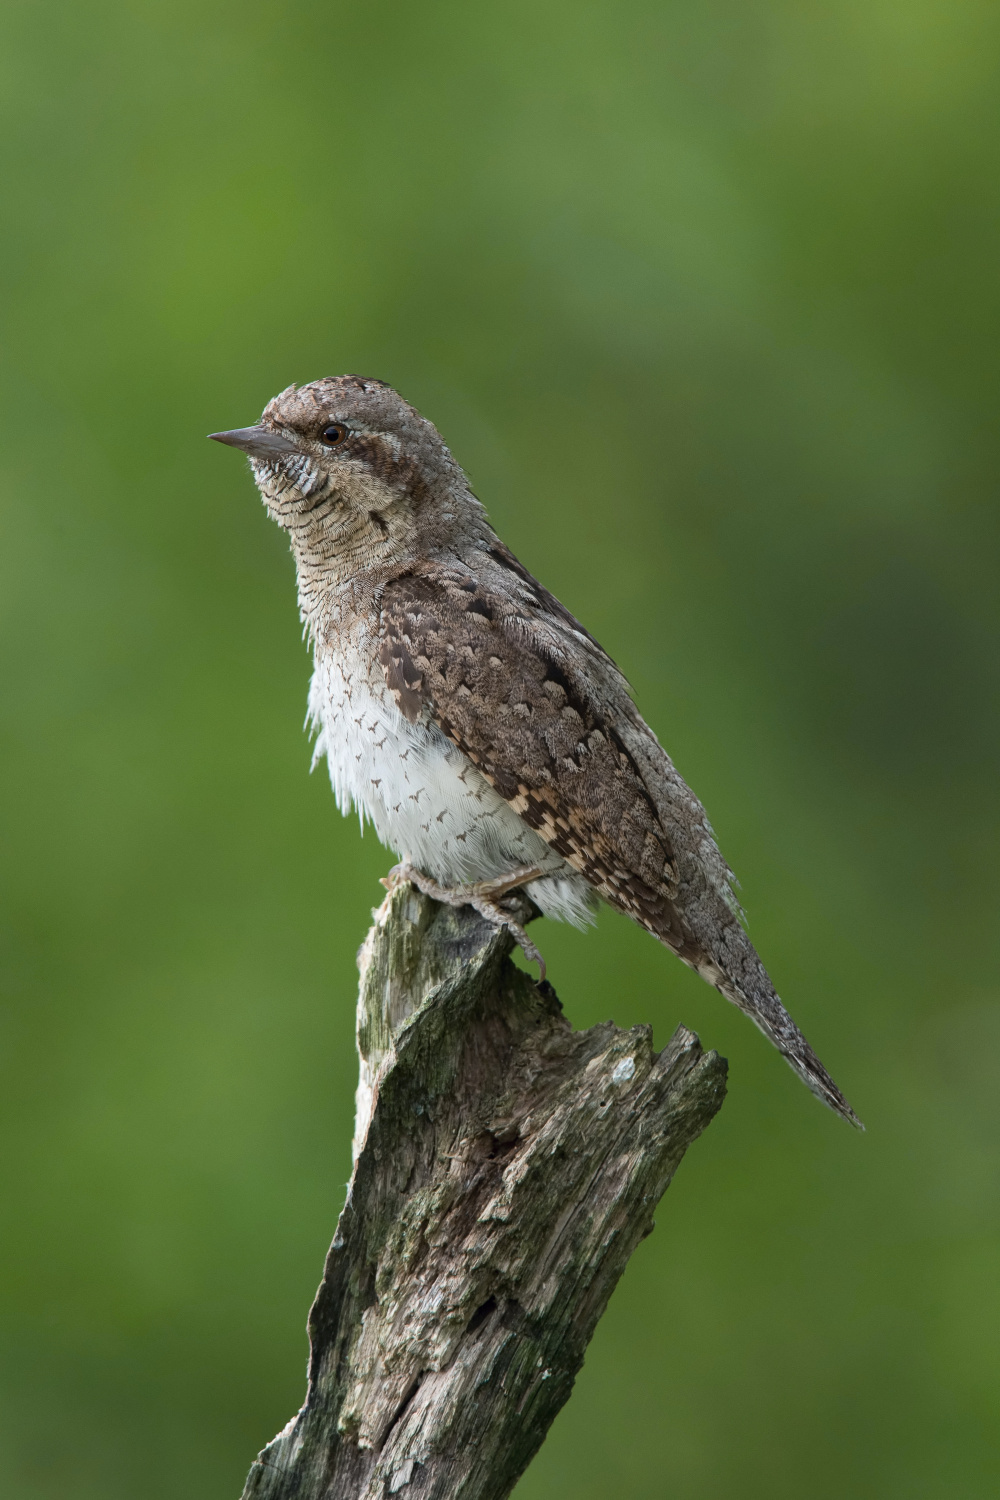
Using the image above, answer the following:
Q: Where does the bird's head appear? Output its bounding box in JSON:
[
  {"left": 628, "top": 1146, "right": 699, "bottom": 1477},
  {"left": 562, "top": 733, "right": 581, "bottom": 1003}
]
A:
[{"left": 210, "top": 376, "right": 483, "bottom": 583}]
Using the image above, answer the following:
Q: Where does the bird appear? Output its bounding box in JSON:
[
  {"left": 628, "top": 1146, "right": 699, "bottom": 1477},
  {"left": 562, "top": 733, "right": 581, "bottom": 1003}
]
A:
[{"left": 209, "top": 375, "right": 861, "bottom": 1128}]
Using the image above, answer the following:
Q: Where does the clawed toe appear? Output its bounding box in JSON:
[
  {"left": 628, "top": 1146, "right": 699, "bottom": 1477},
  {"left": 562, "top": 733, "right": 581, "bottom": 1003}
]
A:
[
  {"left": 380, "top": 861, "right": 414, "bottom": 893},
  {"left": 500, "top": 912, "right": 546, "bottom": 982},
  {"left": 467, "top": 895, "right": 546, "bottom": 982},
  {"left": 378, "top": 863, "right": 548, "bottom": 982}
]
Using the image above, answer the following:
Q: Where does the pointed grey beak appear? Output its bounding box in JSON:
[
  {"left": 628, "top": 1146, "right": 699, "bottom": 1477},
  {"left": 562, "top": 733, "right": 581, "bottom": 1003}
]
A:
[{"left": 208, "top": 425, "right": 301, "bottom": 458}]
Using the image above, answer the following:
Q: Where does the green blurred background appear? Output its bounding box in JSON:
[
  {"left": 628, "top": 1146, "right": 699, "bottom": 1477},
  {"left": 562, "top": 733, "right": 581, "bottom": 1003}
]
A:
[{"left": 1, "top": 1, "right": 998, "bottom": 1495}]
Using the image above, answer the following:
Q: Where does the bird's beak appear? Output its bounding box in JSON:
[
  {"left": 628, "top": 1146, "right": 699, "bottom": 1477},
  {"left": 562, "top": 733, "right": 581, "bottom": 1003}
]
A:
[{"left": 208, "top": 425, "right": 301, "bottom": 458}]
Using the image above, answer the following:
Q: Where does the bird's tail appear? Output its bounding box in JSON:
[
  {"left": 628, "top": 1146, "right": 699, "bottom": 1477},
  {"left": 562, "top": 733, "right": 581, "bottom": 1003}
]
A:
[
  {"left": 715, "top": 964, "right": 863, "bottom": 1129},
  {"left": 679, "top": 897, "right": 863, "bottom": 1129}
]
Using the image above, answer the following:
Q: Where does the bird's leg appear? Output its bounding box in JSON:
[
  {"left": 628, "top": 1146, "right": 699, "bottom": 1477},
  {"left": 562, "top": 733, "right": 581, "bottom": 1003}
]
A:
[
  {"left": 380, "top": 862, "right": 549, "bottom": 981},
  {"left": 466, "top": 894, "right": 547, "bottom": 982}
]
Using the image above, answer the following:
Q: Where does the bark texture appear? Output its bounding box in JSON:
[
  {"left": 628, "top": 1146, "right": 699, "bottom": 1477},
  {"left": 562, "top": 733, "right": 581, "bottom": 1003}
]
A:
[{"left": 240, "top": 885, "right": 727, "bottom": 1500}]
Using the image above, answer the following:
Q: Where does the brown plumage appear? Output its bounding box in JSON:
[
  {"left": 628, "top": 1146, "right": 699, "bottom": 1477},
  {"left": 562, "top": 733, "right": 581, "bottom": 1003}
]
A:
[{"left": 210, "top": 376, "right": 862, "bottom": 1128}]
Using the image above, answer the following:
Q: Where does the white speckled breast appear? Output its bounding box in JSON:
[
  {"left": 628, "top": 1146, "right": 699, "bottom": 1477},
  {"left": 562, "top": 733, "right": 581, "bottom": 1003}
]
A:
[{"left": 307, "top": 631, "right": 595, "bottom": 928}]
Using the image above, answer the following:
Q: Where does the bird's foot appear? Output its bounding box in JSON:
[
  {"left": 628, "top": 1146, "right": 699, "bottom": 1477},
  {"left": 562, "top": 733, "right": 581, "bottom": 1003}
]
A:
[{"left": 380, "top": 862, "right": 548, "bottom": 981}]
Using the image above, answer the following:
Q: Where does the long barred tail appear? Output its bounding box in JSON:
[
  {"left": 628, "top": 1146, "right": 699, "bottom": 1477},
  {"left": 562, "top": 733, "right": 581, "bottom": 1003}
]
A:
[
  {"left": 675, "top": 895, "right": 863, "bottom": 1129},
  {"left": 715, "top": 965, "right": 863, "bottom": 1129}
]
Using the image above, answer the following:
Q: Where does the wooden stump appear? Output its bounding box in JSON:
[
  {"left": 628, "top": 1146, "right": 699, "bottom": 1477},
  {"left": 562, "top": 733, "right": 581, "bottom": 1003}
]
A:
[{"left": 240, "top": 884, "right": 727, "bottom": 1500}]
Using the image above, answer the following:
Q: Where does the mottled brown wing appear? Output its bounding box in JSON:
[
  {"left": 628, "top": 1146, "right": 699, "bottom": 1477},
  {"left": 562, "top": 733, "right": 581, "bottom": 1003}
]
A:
[
  {"left": 379, "top": 563, "right": 863, "bottom": 1127},
  {"left": 378, "top": 565, "right": 681, "bottom": 938}
]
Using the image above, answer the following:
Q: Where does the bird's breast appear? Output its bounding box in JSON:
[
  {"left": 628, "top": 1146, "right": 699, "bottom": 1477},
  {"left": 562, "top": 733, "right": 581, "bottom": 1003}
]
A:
[{"left": 307, "top": 638, "right": 547, "bottom": 886}]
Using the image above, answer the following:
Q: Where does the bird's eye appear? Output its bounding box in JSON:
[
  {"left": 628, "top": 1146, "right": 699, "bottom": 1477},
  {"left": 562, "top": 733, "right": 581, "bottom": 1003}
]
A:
[{"left": 320, "top": 423, "right": 347, "bottom": 446}]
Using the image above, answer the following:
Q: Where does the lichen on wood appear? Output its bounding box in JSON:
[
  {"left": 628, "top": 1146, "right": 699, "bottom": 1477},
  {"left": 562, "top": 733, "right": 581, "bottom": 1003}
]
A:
[{"left": 240, "top": 884, "right": 727, "bottom": 1500}]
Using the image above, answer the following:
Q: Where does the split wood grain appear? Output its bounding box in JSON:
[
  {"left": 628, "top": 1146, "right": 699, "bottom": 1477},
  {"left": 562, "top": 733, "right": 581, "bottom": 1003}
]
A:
[{"left": 240, "top": 885, "right": 726, "bottom": 1500}]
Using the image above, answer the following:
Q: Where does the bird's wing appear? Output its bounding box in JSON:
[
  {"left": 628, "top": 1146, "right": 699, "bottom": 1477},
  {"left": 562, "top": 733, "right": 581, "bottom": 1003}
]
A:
[
  {"left": 377, "top": 555, "right": 688, "bottom": 942},
  {"left": 378, "top": 552, "right": 863, "bottom": 1129}
]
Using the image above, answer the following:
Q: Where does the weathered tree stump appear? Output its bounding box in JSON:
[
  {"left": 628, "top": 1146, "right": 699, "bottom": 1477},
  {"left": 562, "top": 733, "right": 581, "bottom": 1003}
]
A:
[{"left": 240, "top": 883, "right": 727, "bottom": 1500}]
